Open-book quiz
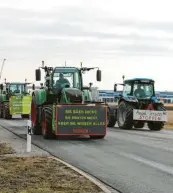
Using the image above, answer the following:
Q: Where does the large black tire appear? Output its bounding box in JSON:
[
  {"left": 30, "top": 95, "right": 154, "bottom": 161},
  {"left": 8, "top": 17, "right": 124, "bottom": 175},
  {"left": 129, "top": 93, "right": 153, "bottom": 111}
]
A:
[
  {"left": 148, "top": 104, "right": 166, "bottom": 131},
  {"left": 3, "top": 102, "right": 12, "bottom": 119},
  {"left": 22, "top": 114, "right": 29, "bottom": 119},
  {"left": 117, "top": 101, "right": 134, "bottom": 129},
  {"left": 0, "top": 102, "right": 3, "bottom": 118},
  {"left": 107, "top": 107, "right": 116, "bottom": 127},
  {"left": 42, "top": 105, "right": 55, "bottom": 139},
  {"left": 133, "top": 122, "right": 145, "bottom": 129},
  {"left": 30, "top": 96, "right": 42, "bottom": 135},
  {"left": 90, "top": 135, "right": 105, "bottom": 139}
]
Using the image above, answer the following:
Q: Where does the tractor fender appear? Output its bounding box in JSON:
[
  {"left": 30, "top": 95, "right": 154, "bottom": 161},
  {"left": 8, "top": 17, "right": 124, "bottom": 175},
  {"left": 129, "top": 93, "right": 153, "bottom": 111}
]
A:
[{"left": 31, "top": 89, "right": 46, "bottom": 105}]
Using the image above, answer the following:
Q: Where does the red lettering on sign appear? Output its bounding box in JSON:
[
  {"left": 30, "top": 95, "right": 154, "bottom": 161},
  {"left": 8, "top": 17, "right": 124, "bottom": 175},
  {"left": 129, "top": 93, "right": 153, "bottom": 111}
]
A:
[{"left": 73, "top": 129, "right": 89, "bottom": 134}]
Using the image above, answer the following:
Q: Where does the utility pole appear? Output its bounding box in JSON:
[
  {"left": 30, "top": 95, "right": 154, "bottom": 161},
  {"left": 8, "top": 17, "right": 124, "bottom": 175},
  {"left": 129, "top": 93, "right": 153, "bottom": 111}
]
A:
[{"left": 0, "top": 59, "right": 6, "bottom": 80}]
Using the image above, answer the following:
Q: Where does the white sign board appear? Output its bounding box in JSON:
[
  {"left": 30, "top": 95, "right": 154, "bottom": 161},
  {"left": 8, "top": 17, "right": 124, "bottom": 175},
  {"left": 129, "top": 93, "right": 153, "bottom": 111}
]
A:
[{"left": 133, "top": 109, "right": 168, "bottom": 122}]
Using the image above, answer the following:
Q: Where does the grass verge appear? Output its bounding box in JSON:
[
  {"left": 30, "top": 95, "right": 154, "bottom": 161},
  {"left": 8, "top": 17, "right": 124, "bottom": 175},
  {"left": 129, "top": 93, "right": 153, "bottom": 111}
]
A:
[
  {"left": 0, "top": 143, "right": 15, "bottom": 155},
  {"left": 164, "top": 123, "right": 173, "bottom": 130},
  {"left": 0, "top": 156, "right": 103, "bottom": 193}
]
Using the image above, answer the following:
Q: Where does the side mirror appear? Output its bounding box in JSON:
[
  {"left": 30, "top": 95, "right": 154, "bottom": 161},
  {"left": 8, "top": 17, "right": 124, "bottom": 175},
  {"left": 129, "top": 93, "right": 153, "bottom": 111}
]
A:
[
  {"left": 96, "top": 70, "right": 101, "bottom": 81},
  {"left": 32, "top": 84, "right": 35, "bottom": 90},
  {"left": 0, "top": 84, "right": 3, "bottom": 90},
  {"left": 114, "top": 84, "right": 117, "bottom": 92},
  {"left": 89, "top": 82, "right": 93, "bottom": 87},
  {"left": 35, "top": 69, "right": 41, "bottom": 81}
]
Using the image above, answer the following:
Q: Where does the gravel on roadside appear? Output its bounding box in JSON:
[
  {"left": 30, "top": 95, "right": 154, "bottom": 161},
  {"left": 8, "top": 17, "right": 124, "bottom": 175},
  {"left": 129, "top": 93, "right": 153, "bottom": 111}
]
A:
[{"left": 0, "top": 126, "right": 50, "bottom": 157}]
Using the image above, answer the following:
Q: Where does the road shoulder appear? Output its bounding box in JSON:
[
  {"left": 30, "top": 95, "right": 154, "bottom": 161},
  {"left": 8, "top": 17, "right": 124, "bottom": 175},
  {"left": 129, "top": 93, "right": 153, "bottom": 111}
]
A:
[{"left": 0, "top": 125, "right": 112, "bottom": 193}]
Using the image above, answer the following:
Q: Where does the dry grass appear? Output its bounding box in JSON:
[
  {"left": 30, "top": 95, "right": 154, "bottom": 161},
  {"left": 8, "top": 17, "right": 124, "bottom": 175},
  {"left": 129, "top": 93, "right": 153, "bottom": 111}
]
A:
[
  {"left": 164, "top": 111, "right": 173, "bottom": 129},
  {"left": 0, "top": 156, "right": 103, "bottom": 193},
  {"left": 0, "top": 143, "right": 15, "bottom": 155}
]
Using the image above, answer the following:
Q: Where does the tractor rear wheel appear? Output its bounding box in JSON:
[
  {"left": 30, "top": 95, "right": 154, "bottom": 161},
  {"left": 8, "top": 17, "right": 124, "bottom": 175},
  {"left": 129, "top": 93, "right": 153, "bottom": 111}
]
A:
[
  {"left": 107, "top": 107, "right": 116, "bottom": 127},
  {"left": 133, "top": 122, "right": 145, "bottom": 129},
  {"left": 42, "top": 105, "right": 55, "bottom": 139},
  {"left": 90, "top": 135, "right": 105, "bottom": 139},
  {"left": 3, "top": 102, "right": 12, "bottom": 119},
  {"left": 22, "top": 114, "right": 29, "bottom": 119},
  {"left": 31, "top": 96, "right": 41, "bottom": 135},
  {"left": 0, "top": 103, "right": 3, "bottom": 118},
  {"left": 117, "top": 101, "right": 134, "bottom": 129},
  {"left": 148, "top": 104, "right": 166, "bottom": 131}
]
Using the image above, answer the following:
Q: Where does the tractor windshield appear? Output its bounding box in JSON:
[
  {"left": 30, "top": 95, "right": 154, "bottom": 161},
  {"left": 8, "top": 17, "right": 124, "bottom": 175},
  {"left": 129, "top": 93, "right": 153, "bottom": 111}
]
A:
[
  {"left": 53, "top": 69, "right": 81, "bottom": 91},
  {"left": 133, "top": 83, "right": 154, "bottom": 99},
  {"left": 9, "top": 84, "right": 27, "bottom": 94}
]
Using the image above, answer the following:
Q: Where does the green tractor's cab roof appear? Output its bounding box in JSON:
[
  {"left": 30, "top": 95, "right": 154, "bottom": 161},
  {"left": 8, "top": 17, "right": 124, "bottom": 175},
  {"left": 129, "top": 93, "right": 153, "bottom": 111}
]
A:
[
  {"left": 124, "top": 78, "right": 154, "bottom": 84},
  {"left": 53, "top": 67, "right": 79, "bottom": 73}
]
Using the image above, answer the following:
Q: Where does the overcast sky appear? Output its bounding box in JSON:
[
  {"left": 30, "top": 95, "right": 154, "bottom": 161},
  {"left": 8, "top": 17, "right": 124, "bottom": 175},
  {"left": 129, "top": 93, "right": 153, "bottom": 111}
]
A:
[{"left": 0, "top": 0, "right": 173, "bottom": 91}]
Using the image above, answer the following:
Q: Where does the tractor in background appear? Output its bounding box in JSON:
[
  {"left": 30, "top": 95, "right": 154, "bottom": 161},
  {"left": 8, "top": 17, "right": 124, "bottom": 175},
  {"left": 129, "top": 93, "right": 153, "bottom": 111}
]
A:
[
  {"left": 30, "top": 61, "right": 107, "bottom": 139},
  {"left": 0, "top": 79, "right": 32, "bottom": 119},
  {"left": 107, "top": 77, "right": 167, "bottom": 131}
]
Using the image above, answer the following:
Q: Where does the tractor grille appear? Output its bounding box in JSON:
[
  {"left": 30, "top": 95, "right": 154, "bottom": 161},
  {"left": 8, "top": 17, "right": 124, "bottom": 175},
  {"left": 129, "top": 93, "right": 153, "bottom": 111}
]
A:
[{"left": 65, "top": 90, "right": 82, "bottom": 103}]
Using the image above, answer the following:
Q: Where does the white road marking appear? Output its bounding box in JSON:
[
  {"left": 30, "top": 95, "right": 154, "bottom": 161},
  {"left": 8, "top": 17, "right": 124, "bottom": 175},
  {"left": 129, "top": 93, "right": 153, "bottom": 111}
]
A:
[{"left": 118, "top": 151, "right": 173, "bottom": 175}]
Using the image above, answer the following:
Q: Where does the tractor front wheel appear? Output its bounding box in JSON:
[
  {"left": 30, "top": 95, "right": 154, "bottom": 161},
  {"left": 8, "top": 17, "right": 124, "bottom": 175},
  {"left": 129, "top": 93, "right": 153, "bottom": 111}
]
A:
[
  {"left": 117, "top": 101, "right": 134, "bottom": 129},
  {"left": 3, "top": 102, "right": 12, "bottom": 119},
  {"left": 42, "top": 105, "right": 55, "bottom": 139},
  {"left": 107, "top": 107, "right": 116, "bottom": 127},
  {"left": 148, "top": 104, "right": 166, "bottom": 131}
]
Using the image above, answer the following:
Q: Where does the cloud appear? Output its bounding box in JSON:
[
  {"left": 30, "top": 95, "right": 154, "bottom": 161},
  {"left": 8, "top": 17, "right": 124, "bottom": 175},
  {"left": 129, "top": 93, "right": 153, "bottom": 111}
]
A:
[{"left": 0, "top": 0, "right": 173, "bottom": 90}]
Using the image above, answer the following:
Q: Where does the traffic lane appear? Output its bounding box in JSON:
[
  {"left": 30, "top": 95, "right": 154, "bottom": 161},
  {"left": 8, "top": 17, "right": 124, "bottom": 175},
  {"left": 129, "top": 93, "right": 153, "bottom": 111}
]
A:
[{"left": 1, "top": 119, "right": 173, "bottom": 193}]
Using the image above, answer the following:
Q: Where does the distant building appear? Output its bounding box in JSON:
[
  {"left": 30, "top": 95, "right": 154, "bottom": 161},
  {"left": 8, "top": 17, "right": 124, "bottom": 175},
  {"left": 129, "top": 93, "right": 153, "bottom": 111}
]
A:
[{"left": 98, "top": 90, "right": 173, "bottom": 104}]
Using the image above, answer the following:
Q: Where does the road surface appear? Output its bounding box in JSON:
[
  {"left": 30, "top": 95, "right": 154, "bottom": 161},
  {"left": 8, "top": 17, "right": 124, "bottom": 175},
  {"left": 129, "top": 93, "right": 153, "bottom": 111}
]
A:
[{"left": 1, "top": 118, "right": 173, "bottom": 193}]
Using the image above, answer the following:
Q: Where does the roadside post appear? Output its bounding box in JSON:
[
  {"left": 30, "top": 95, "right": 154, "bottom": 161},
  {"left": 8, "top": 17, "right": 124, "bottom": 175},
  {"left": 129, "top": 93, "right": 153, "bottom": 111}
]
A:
[{"left": 26, "top": 120, "right": 32, "bottom": 152}]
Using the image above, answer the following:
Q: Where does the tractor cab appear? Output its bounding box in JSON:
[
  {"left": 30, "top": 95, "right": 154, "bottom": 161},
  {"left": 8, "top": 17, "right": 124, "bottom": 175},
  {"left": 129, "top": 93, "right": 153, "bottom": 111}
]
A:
[
  {"left": 115, "top": 78, "right": 155, "bottom": 100},
  {"left": 35, "top": 62, "right": 102, "bottom": 104},
  {"left": 3, "top": 83, "right": 29, "bottom": 99},
  {"left": 51, "top": 67, "right": 83, "bottom": 103},
  {"left": 8, "top": 83, "right": 28, "bottom": 94},
  {"left": 52, "top": 67, "right": 81, "bottom": 94}
]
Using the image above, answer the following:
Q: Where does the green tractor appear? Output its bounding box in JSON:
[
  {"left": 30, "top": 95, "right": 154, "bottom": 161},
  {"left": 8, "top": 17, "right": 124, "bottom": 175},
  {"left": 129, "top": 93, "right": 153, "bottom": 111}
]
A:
[
  {"left": 0, "top": 80, "right": 32, "bottom": 119},
  {"left": 108, "top": 78, "right": 167, "bottom": 131},
  {"left": 30, "top": 61, "right": 107, "bottom": 139}
]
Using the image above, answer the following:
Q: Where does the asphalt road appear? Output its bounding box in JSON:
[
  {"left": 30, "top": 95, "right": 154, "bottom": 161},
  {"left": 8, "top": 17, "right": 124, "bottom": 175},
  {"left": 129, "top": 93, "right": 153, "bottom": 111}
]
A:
[{"left": 1, "top": 118, "right": 173, "bottom": 193}]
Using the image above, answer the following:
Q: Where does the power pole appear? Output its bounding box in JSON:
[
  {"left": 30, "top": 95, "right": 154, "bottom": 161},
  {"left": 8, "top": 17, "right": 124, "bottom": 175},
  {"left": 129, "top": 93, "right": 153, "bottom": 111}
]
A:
[{"left": 0, "top": 59, "right": 6, "bottom": 80}]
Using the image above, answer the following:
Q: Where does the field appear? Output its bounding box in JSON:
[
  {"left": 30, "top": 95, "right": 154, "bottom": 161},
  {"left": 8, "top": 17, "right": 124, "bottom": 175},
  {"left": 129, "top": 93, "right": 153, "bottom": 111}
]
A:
[{"left": 165, "top": 110, "right": 173, "bottom": 129}]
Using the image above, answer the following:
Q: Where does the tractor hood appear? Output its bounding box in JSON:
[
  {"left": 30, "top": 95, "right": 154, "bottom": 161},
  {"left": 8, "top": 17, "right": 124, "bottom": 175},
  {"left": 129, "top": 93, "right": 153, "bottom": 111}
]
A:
[{"left": 61, "top": 88, "right": 83, "bottom": 103}]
